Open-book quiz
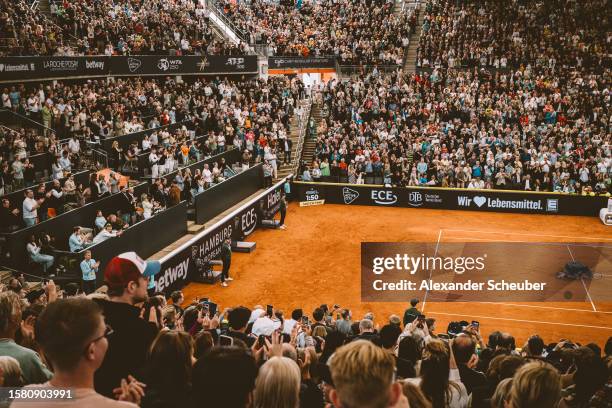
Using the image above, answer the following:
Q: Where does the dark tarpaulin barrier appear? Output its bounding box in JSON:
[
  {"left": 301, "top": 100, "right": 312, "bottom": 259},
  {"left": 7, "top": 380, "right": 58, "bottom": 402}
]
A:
[
  {"left": 76, "top": 201, "right": 189, "bottom": 286},
  {"left": 194, "top": 163, "right": 263, "bottom": 224}
]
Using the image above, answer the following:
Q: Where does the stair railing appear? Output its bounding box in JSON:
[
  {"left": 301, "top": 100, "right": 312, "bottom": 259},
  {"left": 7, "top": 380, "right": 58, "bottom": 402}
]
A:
[{"left": 291, "top": 98, "right": 313, "bottom": 178}]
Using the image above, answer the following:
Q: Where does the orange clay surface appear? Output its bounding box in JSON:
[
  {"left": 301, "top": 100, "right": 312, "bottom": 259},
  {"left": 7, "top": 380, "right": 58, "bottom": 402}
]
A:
[{"left": 180, "top": 203, "right": 612, "bottom": 347}]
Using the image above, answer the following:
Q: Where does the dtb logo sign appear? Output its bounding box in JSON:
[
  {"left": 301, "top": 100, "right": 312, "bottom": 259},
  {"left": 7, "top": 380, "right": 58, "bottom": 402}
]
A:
[
  {"left": 371, "top": 190, "right": 397, "bottom": 205},
  {"left": 408, "top": 191, "right": 423, "bottom": 207}
]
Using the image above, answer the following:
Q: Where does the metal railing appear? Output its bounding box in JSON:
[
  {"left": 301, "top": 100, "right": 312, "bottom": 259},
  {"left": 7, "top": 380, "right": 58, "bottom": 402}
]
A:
[
  {"left": 291, "top": 98, "right": 313, "bottom": 177},
  {"left": 90, "top": 146, "right": 109, "bottom": 169},
  {"left": 0, "top": 109, "right": 57, "bottom": 136},
  {"left": 205, "top": 0, "right": 251, "bottom": 46}
]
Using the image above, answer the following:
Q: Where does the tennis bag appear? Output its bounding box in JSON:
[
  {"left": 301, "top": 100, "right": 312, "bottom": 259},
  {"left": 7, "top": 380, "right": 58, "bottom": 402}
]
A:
[{"left": 557, "top": 261, "right": 593, "bottom": 280}]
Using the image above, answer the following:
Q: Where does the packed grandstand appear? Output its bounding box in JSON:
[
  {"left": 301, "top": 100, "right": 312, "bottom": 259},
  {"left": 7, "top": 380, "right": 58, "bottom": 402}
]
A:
[{"left": 0, "top": 0, "right": 610, "bottom": 407}]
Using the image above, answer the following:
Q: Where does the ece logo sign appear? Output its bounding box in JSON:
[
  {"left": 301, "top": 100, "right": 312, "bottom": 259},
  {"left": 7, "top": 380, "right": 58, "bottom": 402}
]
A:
[
  {"left": 371, "top": 190, "right": 397, "bottom": 205},
  {"left": 241, "top": 208, "right": 257, "bottom": 236}
]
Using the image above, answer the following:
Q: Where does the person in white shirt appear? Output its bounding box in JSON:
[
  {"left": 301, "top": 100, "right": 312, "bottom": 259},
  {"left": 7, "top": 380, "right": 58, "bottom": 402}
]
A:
[
  {"left": 149, "top": 149, "right": 160, "bottom": 178},
  {"left": 92, "top": 224, "right": 123, "bottom": 245},
  {"left": 282, "top": 309, "right": 303, "bottom": 336},
  {"left": 252, "top": 313, "right": 281, "bottom": 336},
  {"left": 142, "top": 135, "right": 151, "bottom": 151},
  {"left": 202, "top": 164, "right": 213, "bottom": 187},
  {"left": 68, "top": 136, "right": 80, "bottom": 156},
  {"left": 140, "top": 195, "right": 153, "bottom": 219},
  {"left": 26, "top": 235, "right": 54, "bottom": 273},
  {"left": 1, "top": 88, "right": 11, "bottom": 108},
  {"left": 11, "top": 297, "right": 141, "bottom": 408},
  {"left": 22, "top": 190, "right": 42, "bottom": 227}
]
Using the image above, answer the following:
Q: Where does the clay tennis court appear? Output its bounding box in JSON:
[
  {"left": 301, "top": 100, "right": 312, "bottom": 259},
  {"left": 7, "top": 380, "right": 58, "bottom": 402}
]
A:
[{"left": 180, "top": 203, "right": 612, "bottom": 346}]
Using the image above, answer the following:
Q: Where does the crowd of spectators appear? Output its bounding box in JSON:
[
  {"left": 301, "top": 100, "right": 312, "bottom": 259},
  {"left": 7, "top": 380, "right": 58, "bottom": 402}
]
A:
[
  {"left": 0, "top": 266, "right": 610, "bottom": 408},
  {"left": 306, "top": 0, "right": 610, "bottom": 194},
  {"left": 49, "top": 0, "right": 248, "bottom": 56},
  {"left": 0, "top": 0, "right": 73, "bottom": 57},
  {"left": 217, "top": 0, "right": 418, "bottom": 66},
  {"left": 0, "top": 0, "right": 248, "bottom": 57},
  {"left": 0, "top": 126, "right": 79, "bottom": 196},
  {"left": 2, "top": 75, "right": 303, "bottom": 164},
  {"left": 416, "top": 0, "right": 610, "bottom": 71}
]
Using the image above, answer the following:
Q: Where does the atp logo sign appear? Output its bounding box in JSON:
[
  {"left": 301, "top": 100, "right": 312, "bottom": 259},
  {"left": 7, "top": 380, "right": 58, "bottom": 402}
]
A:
[{"left": 342, "top": 187, "right": 359, "bottom": 204}]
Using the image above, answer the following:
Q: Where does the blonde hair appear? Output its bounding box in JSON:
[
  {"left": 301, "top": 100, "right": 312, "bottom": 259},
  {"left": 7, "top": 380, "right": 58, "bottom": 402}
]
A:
[
  {"left": 491, "top": 378, "right": 513, "bottom": 408},
  {"left": 312, "top": 325, "right": 327, "bottom": 338},
  {"left": 254, "top": 356, "right": 300, "bottom": 408},
  {"left": 329, "top": 340, "right": 396, "bottom": 408},
  {"left": 402, "top": 381, "right": 432, "bottom": 408},
  {"left": 0, "top": 356, "right": 23, "bottom": 386},
  {"left": 510, "top": 361, "right": 561, "bottom": 408},
  {"left": 0, "top": 291, "right": 21, "bottom": 333}
]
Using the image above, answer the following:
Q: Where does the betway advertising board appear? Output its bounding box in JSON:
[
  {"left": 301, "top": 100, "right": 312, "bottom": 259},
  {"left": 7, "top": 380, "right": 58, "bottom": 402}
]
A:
[
  {"left": 294, "top": 182, "right": 607, "bottom": 216},
  {"left": 154, "top": 180, "right": 285, "bottom": 294}
]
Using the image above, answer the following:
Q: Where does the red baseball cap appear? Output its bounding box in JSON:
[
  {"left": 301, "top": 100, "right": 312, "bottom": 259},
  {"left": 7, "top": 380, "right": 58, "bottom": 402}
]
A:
[{"left": 104, "top": 252, "right": 161, "bottom": 288}]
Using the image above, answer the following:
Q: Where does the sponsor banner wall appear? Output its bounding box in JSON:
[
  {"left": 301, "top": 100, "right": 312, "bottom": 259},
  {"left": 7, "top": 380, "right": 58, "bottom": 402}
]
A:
[
  {"left": 155, "top": 179, "right": 287, "bottom": 294},
  {"left": 109, "top": 55, "right": 258, "bottom": 76},
  {"left": 0, "top": 55, "right": 257, "bottom": 82},
  {"left": 293, "top": 182, "right": 608, "bottom": 216},
  {"left": 268, "top": 56, "right": 336, "bottom": 69},
  {"left": 0, "top": 56, "right": 108, "bottom": 81}
]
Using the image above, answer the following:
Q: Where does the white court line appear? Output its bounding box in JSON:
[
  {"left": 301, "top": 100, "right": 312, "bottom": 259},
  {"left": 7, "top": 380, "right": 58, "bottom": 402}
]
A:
[
  {"left": 566, "top": 245, "right": 598, "bottom": 312},
  {"left": 442, "top": 228, "right": 612, "bottom": 241},
  {"left": 421, "top": 229, "right": 442, "bottom": 313},
  {"left": 425, "top": 311, "right": 612, "bottom": 331},
  {"left": 423, "top": 295, "right": 612, "bottom": 314},
  {"left": 430, "top": 229, "right": 610, "bottom": 315},
  {"left": 440, "top": 236, "right": 612, "bottom": 248}
]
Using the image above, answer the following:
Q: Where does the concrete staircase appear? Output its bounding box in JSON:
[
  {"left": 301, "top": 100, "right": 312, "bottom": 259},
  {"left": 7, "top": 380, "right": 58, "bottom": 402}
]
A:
[
  {"left": 403, "top": 4, "right": 425, "bottom": 74},
  {"left": 38, "top": 0, "right": 52, "bottom": 17},
  {"left": 299, "top": 103, "right": 325, "bottom": 169},
  {"left": 393, "top": 0, "right": 403, "bottom": 13},
  {"left": 276, "top": 100, "right": 311, "bottom": 180},
  {"left": 276, "top": 113, "right": 302, "bottom": 180}
]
